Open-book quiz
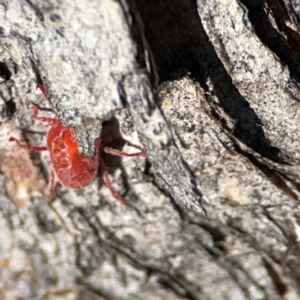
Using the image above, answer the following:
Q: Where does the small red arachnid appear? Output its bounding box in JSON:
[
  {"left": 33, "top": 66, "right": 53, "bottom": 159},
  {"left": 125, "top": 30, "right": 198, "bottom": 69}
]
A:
[{"left": 9, "top": 105, "right": 146, "bottom": 204}]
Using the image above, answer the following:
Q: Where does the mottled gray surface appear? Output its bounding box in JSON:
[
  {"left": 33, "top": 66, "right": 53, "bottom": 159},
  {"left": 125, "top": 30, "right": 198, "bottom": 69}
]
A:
[
  {"left": 0, "top": 0, "right": 206, "bottom": 214},
  {"left": 1, "top": 0, "right": 300, "bottom": 299},
  {"left": 197, "top": 0, "right": 300, "bottom": 165},
  {"left": 123, "top": 73, "right": 205, "bottom": 213}
]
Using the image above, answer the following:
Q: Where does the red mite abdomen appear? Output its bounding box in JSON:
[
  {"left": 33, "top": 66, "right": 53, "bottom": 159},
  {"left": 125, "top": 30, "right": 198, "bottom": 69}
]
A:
[{"left": 47, "top": 124, "right": 98, "bottom": 188}]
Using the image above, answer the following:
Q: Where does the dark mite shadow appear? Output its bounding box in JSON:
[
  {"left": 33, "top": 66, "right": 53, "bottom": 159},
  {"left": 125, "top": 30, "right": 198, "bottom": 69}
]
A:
[
  {"left": 0, "top": 61, "right": 11, "bottom": 80},
  {"left": 99, "top": 117, "right": 144, "bottom": 200},
  {"left": 0, "top": 61, "right": 14, "bottom": 115},
  {"left": 100, "top": 118, "right": 126, "bottom": 170},
  {"left": 100, "top": 117, "right": 142, "bottom": 174},
  {"left": 135, "top": 0, "right": 300, "bottom": 163}
]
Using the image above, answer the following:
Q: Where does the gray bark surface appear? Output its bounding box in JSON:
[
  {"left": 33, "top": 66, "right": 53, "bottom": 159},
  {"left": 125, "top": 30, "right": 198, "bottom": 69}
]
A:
[{"left": 0, "top": 0, "right": 300, "bottom": 299}]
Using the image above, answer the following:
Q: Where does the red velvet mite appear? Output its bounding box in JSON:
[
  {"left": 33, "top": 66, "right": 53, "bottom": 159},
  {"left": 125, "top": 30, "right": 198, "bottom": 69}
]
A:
[{"left": 9, "top": 105, "right": 146, "bottom": 204}]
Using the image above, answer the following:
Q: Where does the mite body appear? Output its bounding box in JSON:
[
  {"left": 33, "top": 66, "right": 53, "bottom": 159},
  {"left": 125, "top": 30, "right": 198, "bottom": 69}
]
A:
[{"left": 9, "top": 105, "right": 146, "bottom": 204}]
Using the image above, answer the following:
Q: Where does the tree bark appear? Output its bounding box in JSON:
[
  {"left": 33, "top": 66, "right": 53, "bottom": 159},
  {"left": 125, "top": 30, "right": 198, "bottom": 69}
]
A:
[{"left": 0, "top": 0, "right": 300, "bottom": 299}]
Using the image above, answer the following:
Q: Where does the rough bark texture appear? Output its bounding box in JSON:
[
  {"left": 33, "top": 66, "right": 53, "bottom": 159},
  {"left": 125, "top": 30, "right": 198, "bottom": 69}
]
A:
[{"left": 1, "top": 0, "right": 300, "bottom": 299}]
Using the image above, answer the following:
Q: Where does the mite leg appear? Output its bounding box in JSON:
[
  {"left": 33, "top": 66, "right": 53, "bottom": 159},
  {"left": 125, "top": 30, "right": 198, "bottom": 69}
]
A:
[
  {"left": 101, "top": 145, "right": 146, "bottom": 158},
  {"left": 29, "top": 58, "right": 52, "bottom": 104},
  {"left": 9, "top": 137, "right": 48, "bottom": 151},
  {"left": 94, "top": 139, "right": 125, "bottom": 204},
  {"left": 48, "top": 168, "right": 60, "bottom": 194},
  {"left": 98, "top": 154, "right": 125, "bottom": 204},
  {"left": 30, "top": 105, "right": 57, "bottom": 124},
  {"left": 38, "top": 84, "right": 52, "bottom": 103}
]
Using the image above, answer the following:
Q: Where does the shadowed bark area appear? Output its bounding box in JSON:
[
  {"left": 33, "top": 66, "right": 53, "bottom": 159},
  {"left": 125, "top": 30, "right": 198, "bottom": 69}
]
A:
[{"left": 0, "top": 0, "right": 300, "bottom": 299}]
